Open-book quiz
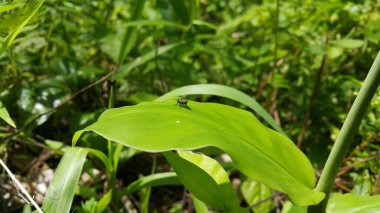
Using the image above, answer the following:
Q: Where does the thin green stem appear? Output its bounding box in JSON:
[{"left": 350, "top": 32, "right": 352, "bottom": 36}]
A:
[
  {"left": 106, "top": 78, "right": 118, "bottom": 210},
  {"left": 309, "top": 50, "right": 380, "bottom": 212}
]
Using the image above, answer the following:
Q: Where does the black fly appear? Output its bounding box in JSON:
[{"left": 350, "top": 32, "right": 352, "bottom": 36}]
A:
[{"left": 177, "top": 97, "right": 190, "bottom": 109}]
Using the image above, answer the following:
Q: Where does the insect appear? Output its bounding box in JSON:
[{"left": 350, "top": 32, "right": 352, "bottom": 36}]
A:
[
  {"left": 177, "top": 97, "right": 188, "bottom": 105},
  {"left": 176, "top": 97, "right": 190, "bottom": 109}
]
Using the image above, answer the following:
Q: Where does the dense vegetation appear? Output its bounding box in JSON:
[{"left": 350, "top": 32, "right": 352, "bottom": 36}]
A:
[{"left": 1, "top": 0, "right": 380, "bottom": 212}]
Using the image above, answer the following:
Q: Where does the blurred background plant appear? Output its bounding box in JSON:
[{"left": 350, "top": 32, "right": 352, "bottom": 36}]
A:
[{"left": 1, "top": 0, "right": 380, "bottom": 212}]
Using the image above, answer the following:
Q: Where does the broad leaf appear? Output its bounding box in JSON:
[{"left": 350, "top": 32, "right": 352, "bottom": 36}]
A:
[
  {"left": 326, "top": 194, "right": 380, "bottom": 213},
  {"left": 73, "top": 101, "right": 324, "bottom": 205},
  {"left": 155, "top": 84, "right": 285, "bottom": 134},
  {"left": 41, "top": 148, "right": 88, "bottom": 213}
]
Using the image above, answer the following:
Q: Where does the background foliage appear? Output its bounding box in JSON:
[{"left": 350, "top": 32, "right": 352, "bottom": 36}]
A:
[{"left": 1, "top": 0, "right": 380, "bottom": 212}]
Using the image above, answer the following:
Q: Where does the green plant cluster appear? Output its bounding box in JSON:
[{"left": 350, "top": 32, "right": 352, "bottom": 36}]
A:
[{"left": 1, "top": 0, "right": 380, "bottom": 212}]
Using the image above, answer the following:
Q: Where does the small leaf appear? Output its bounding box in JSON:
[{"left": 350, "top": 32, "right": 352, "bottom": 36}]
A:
[
  {"left": 241, "top": 178, "right": 272, "bottom": 212},
  {"left": 0, "top": 100, "right": 16, "bottom": 128},
  {"left": 281, "top": 201, "right": 307, "bottom": 213},
  {"left": 164, "top": 151, "right": 244, "bottom": 212},
  {"left": 333, "top": 39, "right": 365, "bottom": 49},
  {"left": 123, "top": 172, "right": 180, "bottom": 195},
  {"left": 95, "top": 190, "right": 112, "bottom": 213},
  {"left": 192, "top": 195, "right": 210, "bottom": 213}
]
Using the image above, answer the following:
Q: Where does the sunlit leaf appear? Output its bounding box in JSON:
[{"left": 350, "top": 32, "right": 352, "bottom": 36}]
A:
[
  {"left": 155, "top": 84, "right": 285, "bottom": 134},
  {"left": 73, "top": 101, "right": 324, "bottom": 206},
  {"left": 326, "top": 194, "right": 380, "bottom": 213}
]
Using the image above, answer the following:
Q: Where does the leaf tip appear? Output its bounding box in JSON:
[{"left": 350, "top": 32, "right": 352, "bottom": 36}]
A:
[{"left": 72, "top": 130, "right": 85, "bottom": 147}]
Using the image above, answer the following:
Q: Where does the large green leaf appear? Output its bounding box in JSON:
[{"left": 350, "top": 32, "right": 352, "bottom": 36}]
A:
[
  {"left": 326, "top": 194, "right": 380, "bottom": 213},
  {"left": 155, "top": 84, "right": 285, "bottom": 135},
  {"left": 164, "top": 151, "right": 245, "bottom": 212},
  {"left": 41, "top": 148, "right": 88, "bottom": 213},
  {"left": 73, "top": 100, "right": 324, "bottom": 206}
]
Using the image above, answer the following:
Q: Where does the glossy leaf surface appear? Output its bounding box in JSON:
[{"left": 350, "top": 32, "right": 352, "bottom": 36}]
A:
[{"left": 73, "top": 101, "right": 324, "bottom": 205}]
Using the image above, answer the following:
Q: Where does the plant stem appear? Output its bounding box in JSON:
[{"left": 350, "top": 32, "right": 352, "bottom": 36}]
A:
[
  {"left": 106, "top": 77, "right": 118, "bottom": 210},
  {"left": 308, "top": 50, "right": 380, "bottom": 212},
  {"left": 0, "top": 159, "right": 43, "bottom": 213}
]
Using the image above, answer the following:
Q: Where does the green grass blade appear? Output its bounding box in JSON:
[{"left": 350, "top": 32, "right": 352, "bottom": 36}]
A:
[
  {"left": 73, "top": 101, "right": 324, "bottom": 205},
  {"left": 123, "top": 172, "right": 180, "bottom": 195},
  {"left": 41, "top": 148, "right": 88, "bottom": 213},
  {"left": 155, "top": 84, "right": 285, "bottom": 134}
]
